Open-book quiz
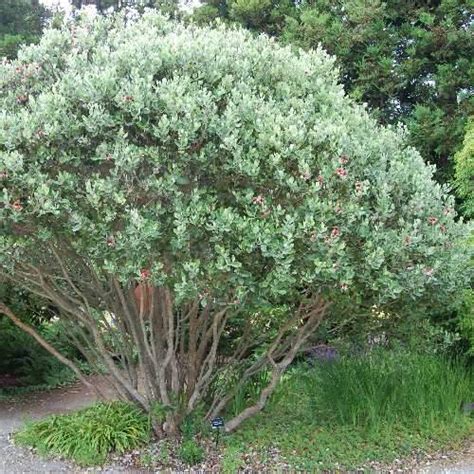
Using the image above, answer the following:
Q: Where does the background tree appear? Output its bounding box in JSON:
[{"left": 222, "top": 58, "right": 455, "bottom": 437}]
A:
[
  {"left": 194, "top": 0, "right": 474, "bottom": 182},
  {"left": 0, "top": 0, "right": 50, "bottom": 59},
  {"left": 70, "top": 0, "right": 178, "bottom": 15},
  {"left": 0, "top": 12, "right": 468, "bottom": 436}
]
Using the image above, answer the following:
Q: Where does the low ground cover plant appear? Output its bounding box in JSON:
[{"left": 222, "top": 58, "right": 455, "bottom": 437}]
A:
[{"left": 14, "top": 402, "right": 150, "bottom": 466}]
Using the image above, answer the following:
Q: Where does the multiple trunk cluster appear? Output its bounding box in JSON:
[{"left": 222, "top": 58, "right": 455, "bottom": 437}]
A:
[{"left": 0, "top": 242, "right": 330, "bottom": 436}]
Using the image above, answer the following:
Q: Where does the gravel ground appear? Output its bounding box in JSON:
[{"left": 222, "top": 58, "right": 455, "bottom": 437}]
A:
[{"left": 0, "top": 378, "right": 472, "bottom": 473}]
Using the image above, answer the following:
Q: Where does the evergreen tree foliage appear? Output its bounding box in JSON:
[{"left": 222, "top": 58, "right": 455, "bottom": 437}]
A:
[{"left": 0, "top": 0, "right": 50, "bottom": 59}]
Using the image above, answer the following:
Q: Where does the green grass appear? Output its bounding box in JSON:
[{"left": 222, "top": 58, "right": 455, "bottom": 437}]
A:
[
  {"left": 15, "top": 402, "right": 151, "bottom": 466},
  {"left": 225, "top": 351, "right": 474, "bottom": 470}
]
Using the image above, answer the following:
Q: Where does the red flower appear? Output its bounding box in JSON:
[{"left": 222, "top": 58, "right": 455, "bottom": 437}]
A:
[
  {"left": 106, "top": 236, "right": 116, "bottom": 247},
  {"left": 331, "top": 226, "right": 340, "bottom": 238},
  {"left": 335, "top": 167, "right": 348, "bottom": 179},
  {"left": 12, "top": 200, "right": 23, "bottom": 211},
  {"left": 428, "top": 216, "right": 438, "bottom": 225},
  {"left": 140, "top": 268, "right": 151, "bottom": 280}
]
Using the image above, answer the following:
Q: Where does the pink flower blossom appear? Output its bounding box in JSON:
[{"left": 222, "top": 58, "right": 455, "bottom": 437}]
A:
[
  {"left": 428, "top": 216, "right": 438, "bottom": 225},
  {"left": 439, "top": 224, "right": 447, "bottom": 233},
  {"left": 339, "top": 154, "right": 349, "bottom": 165},
  {"left": 11, "top": 200, "right": 23, "bottom": 211},
  {"left": 140, "top": 268, "right": 151, "bottom": 280},
  {"left": 335, "top": 167, "right": 348, "bottom": 179},
  {"left": 252, "top": 195, "right": 265, "bottom": 206},
  {"left": 331, "top": 226, "right": 341, "bottom": 238},
  {"left": 317, "top": 175, "right": 324, "bottom": 186},
  {"left": 340, "top": 283, "right": 348, "bottom": 292},
  {"left": 404, "top": 236, "right": 412, "bottom": 245},
  {"left": 0, "top": 171, "right": 8, "bottom": 179},
  {"left": 355, "top": 181, "right": 363, "bottom": 193},
  {"left": 106, "top": 236, "right": 116, "bottom": 247}
]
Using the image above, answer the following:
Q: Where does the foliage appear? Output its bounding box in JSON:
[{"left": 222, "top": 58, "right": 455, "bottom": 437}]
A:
[
  {"left": 0, "top": 282, "right": 83, "bottom": 393},
  {"left": 0, "top": 0, "right": 50, "bottom": 59},
  {"left": 0, "top": 317, "right": 76, "bottom": 392},
  {"left": 454, "top": 118, "right": 474, "bottom": 218},
  {"left": 457, "top": 289, "right": 474, "bottom": 357},
  {"left": 221, "top": 445, "right": 244, "bottom": 473},
  {"left": 15, "top": 402, "right": 150, "bottom": 466},
  {"left": 177, "top": 439, "right": 205, "bottom": 465},
  {"left": 70, "top": 0, "right": 179, "bottom": 15},
  {"left": 0, "top": 12, "right": 469, "bottom": 433},
  {"left": 309, "top": 350, "right": 472, "bottom": 430},
  {"left": 193, "top": 0, "right": 474, "bottom": 183},
  {"left": 227, "top": 351, "right": 474, "bottom": 470}
]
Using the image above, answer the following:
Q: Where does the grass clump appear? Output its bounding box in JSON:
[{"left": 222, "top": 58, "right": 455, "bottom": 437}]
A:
[
  {"left": 312, "top": 350, "right": 473, "bottom": 430},
  {"left": 228, "top": 350, "right": 473, "bottom": 470},
  {"left": 15, "top": 402, "right": 150, "bottom": 466}
]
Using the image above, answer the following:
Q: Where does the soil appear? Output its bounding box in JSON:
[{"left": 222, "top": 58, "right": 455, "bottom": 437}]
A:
[{"left": 0, "top": 377, "right": 472, "bottom": 473}]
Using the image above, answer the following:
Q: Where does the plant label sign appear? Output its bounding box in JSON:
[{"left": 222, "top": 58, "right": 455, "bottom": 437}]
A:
[{"left": 211, "top": 417, "right": 224, "bottom": 429}]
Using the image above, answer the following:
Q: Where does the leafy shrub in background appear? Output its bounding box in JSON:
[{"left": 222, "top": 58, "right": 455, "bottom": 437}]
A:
[
  {"left": 455, "top": 118, "right": 474, "bottom": 218},
  {"left": 0, "top": 317, "right": 77, "bottom": 392},
  {"left": 457, "top": 289, "right": 474, "bottom": 357},
  {"left": 15, "top": 402, "right": 150, "bottom": 466}
]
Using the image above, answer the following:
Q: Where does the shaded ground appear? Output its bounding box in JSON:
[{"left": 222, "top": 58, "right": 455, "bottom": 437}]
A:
[{"left": 0, "top": 377, "right": 472, "bottom": 473}]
